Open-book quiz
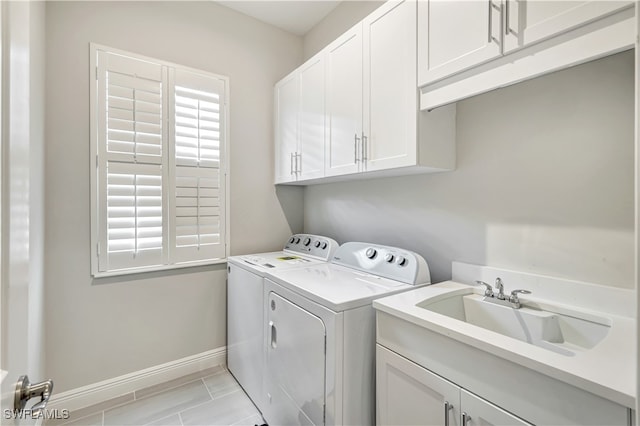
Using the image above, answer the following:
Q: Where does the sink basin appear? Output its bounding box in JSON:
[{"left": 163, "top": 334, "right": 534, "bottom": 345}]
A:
[{"left": 417, "top": 291, "right": 611, "bottom": 356}]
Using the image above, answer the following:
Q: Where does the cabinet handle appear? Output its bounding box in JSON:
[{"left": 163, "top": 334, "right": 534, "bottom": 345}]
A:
[
  {"left": 488, "top": 1, "right": 502, "bottom": 45},
  {"left": 444, "top": 401, "right": 453, "bottom": 426},
  {"left": 354, "top": 133, "right": 361, "bottom": 163},
  {"left": 296, "top": 152, "right": 301, "bottom": 175},
  {"left": 362, "top": 133, "right": 368, "bottom": 162},
  {"left": 290, "top": 152, "right": 295, "bottom": 175},
  {"left": 505, "top": 0, "right": 509, "bottom": 35},
  {"left": 462, "top": 412, "right": 470, "bottom": 426}
]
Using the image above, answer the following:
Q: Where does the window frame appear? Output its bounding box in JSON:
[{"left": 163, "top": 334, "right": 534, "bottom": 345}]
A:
[{"left": 89, "top": 43, "right": 230, "bottom": 278}]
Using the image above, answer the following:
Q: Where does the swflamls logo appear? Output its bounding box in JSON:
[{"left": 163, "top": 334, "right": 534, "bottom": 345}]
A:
[{"left": 3, "top": 408, "right": 70, "bottom": 420}]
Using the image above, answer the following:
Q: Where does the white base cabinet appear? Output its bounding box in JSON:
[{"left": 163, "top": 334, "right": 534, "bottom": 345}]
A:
[
  {"left": 376, "top": 311, "right": 632, "bottom": 426},
  {"left": 377, "top": 344, "right": 531, "bottom": 426}
]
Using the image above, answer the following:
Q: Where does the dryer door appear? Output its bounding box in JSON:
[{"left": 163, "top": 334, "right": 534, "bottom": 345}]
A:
[{"left": 266, "top": 292, "right": 326, "bottom": 425}]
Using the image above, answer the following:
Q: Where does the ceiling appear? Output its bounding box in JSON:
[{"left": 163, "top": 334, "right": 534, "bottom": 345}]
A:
[{"left": 217, "top": 1, "right": 341, "bottom": 35}]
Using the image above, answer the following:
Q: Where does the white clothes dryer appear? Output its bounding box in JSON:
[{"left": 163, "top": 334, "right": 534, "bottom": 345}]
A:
[
  {"left": 227, "top": 234, "right": 338, "bottom": 412},
  {"left": 262, "top": 242, "right": 431, "bottom": 425}
]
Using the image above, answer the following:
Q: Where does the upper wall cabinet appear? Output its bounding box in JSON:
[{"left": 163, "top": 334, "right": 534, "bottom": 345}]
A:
[
  {"left": 276, "top": 0, "right": 457, "bottom": 185},
  {"left": 418, "top": 0, "right": 503, "bottom": 86},
  {"left": 327, "top": 0, "right": 423, "bottom": 176},
  {"left": 418, "top": 0, "right": 635, "bottom": 110},
  {"left": 503, "top": 1, "right": 632, "bottom": 53},
  {"left": 274, "top": 54, "right": 326, "bottom": 184},
  {"left": 325, "top": 25, "right": 363, "bottom": 177}
]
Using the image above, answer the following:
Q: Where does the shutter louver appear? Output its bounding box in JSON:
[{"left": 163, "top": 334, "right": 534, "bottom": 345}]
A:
[
  {"left": 97, "top": 51, "right": 167, "bottom": 272},
  {"left": 170, "top": 69, "right": 226, "bottom": 262}
]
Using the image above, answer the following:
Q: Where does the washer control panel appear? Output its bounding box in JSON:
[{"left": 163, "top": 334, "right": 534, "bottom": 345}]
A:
[
  {"left": 283, "top": 234, "right": 339, "bottom": 261},
  {"left": 331, "top": 242, "right": 431, "bottom": 285}
]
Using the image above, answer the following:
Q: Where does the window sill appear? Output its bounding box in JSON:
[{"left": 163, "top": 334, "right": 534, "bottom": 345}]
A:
[{"left": 91, "top": 258, "right": 227, "bottom": 278}]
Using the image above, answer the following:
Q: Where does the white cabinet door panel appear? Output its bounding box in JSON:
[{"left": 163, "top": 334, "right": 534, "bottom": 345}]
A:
[
  {"left": 460, "top": 390, "right": 532, "bottom": 426},
  {"left": 418, "top": 0, "right": 502, "bottom": 86},
  {"left": 504, "top": 0, "right": 632, "bottom": 52},
  {"left": 274, "top": 74, "right": 299, "bottom": 183},
  {"left": 364, "top": 0, "right": 417, "bottom": 172},
  {"left": 325, "top": 26, "right": 363, "bottom": 177},
  {"left": 377, "top": 345, "right": 460, "bottom": 426},
  {"left": 299, "top": 55, "right": 325, "bottom": 180}
]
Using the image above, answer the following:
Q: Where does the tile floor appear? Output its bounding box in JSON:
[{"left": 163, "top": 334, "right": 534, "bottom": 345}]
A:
[{"left": 52, "top": 366, "right": 264, "bottom": 426}]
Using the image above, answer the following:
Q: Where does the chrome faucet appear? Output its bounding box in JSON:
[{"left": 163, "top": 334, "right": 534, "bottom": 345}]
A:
[
  {"left": 495, "top": 277, "right": 505, "bottom": 300},
  {"left": 475, "top": 277, "right": 531, "bottom": 309}
]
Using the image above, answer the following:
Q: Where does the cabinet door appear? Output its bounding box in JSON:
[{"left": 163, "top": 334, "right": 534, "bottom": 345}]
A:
[
  {"left": 363, "top": 0, "right": 417, "bottom": 172},
  {"left": 461, "top": 389, "right": 532, "bottom": 426},
  {"left": 274, "top": 72, "right": 299, "bottom": 183},
  {"left": 298, "top": 54, "right": 325, "bottom": 181},
  {"left": 325, "top": 25, "right": 363, "bottom": 177},
  {"left": 418, "top": 0, "right": 503, "bottom": 86},
  {"left": 377, "top": 345, "right": 460, "bottom": 426},
  {"left": 503, "top": 0, "right": 632, "bottom": 53}
]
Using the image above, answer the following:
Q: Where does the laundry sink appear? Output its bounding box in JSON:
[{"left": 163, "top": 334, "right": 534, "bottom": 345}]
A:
[{"left": 417, "top": 290, "right": 611, "bottom": 356}]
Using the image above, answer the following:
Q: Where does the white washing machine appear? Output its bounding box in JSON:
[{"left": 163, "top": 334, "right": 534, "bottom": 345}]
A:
[
  {"left": 262, "top": 242, "right": 431, "bottom": 425},
  {"left": 227, "top": 234, "right": 339, "bottom": 412}
]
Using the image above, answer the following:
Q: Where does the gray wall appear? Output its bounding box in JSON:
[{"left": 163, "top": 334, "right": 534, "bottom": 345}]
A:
[
  {"left": 45, "top": 1, "right": 304, "bottom": 392},
  {"left": 304, "top": 50, "right": 635, "bottom": 289}
]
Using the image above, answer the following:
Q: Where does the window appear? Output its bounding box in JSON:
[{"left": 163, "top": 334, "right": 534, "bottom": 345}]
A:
[{"left": 90, "top": 44, "right": 229, "bottom": 277}]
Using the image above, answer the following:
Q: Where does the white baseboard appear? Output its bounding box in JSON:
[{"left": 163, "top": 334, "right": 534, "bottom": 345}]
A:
[{"left": 47, "top": 347, "right": 226, "bottom": 413}]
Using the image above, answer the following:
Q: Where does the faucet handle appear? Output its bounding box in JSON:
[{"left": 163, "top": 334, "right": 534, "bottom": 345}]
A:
[
  {"left": 474, "top": 280, "right": 494, "bottom": 297},
  {"left": 509, "top": 289, "right": 531, "bottom": 306}
]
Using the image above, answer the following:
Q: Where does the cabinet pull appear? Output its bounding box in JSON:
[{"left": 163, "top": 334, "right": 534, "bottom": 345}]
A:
[
  {"left": 362, "top": 133, "right": 368, "bottom": 162},
  {"left": 462, "top": 412, "right": 470, "bottom": 426},
  {"left": 354, "top": 133, "right": 361, "bottom": 163},
  {"left": 290, "top": 152, "right": 295, "bottom": 175},
  {"left": 487, "top": 1, "right": 502, "bottom": 45},
  {"left": 505, "top": 0, "right": 509, "bottom": 35},
  {"left": 444, "top": 401, "right": 453, "bottom": 426},
  {"left": 296, "top": 152, "right": 302, "bottom": 175}
]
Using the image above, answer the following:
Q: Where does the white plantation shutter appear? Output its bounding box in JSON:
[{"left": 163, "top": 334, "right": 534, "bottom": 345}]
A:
[
  {"left": 169, "top": 69, "right": 226, "bottom": 262},
  {"left": 96, "top": 51, "right": 168, "bottom": 272},
  {"left": 92, "top": 45, "right": 228, "bottom": 276}
]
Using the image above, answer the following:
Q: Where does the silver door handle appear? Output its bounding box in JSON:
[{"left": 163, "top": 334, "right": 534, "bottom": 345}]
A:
[
  {"left": 290, "top": 152, "right": 295, "bottom": 175},
  {"left": 444, "top": 401, "right": 453, "bottom": 426},
  {"left": 462, "top": 412, "right": 470, "bottom": 426},
  {"left": 296, "top": 152, "right": 301, "bottom": 175},
  {"left": 488, "top": 1, "right": 502, "bottom": 45},
  {"left": 15, "top": 375, "right": 54, "bottom": 416},
  {"left": 269, "top": 321, "right": 277, "bottom": 349},
  {"left": 362, "top": 133, "right": 368, "bottom": 162},
  {"left": 354, "top": 133, "right": 361, "bottom": 162},
  {"left": 505, "top": 0, "right": 510, "bottom": 35}
]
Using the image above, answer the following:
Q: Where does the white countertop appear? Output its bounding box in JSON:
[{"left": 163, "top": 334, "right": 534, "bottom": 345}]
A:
[{"left": 373, "top": 281, "right": 636, "bottom": 409}]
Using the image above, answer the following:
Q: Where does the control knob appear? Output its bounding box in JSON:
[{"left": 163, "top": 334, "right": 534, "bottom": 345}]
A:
[
  {"left": 294, "top": 237, "right": 301, "bottom": 244},
  {"left": 321, "top": 242, "right": 328, "bottom": 250},
  {"left": 397, "top": 256, "right": 408, "bottom": 266},
  {"left": 384, "top": 253, "right": 395, "bottom": 263},
  {"left": 365, "top": 248, "right": 377, "bottom": 259},
  {"left": 314, "top": 241, "right": 321, "bottom": 248},
  {"left": 303, "top": 237, "right": 311, "bottom": 246},
  {"left": 289, "top": 237, "right": 295, "bottom": 244}
]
